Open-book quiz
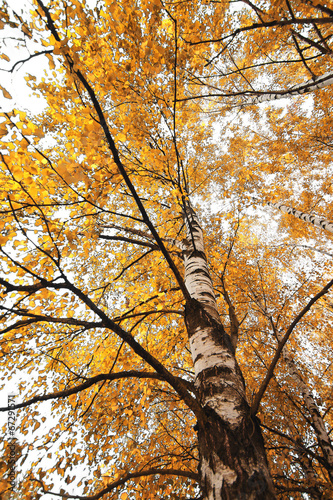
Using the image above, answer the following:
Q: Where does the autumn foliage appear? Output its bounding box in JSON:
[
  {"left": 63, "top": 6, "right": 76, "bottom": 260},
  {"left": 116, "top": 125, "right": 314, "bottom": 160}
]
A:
[{"left": 0, "top": 0, "right": 333, "bottom": 499}]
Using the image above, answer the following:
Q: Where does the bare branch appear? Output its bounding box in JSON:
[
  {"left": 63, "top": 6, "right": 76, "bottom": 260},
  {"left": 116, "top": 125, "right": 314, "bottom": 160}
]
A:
[
  {"left": 99, "top": 234, "right": 158, "bottom": 249},
  {"left": 0, "top": 316, "right": 102, "bottom": 336},
  {"left": 2, "top": 49, "right": 54, "bottom": 72}
]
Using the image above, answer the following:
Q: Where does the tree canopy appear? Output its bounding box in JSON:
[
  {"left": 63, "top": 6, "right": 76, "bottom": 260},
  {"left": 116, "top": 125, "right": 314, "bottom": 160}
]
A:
[{"left": 0, "top": 0, "right": 333, "bottom": 498}]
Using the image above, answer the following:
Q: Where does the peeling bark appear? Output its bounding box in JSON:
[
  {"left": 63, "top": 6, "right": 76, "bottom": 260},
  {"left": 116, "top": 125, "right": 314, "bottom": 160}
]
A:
[{"left": 182, "top": 201, "right": 276, "bottom": 499}]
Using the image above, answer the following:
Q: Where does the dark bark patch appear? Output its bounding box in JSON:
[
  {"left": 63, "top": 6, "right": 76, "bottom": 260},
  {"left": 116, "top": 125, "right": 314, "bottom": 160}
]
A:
[
  {"left": 185, "top": 299, "right": 237, "bottom": 363},
  {"left": 197, "top": 405, "right": 276, "bottom": 499},
  {"left": 183, "top": 249, "right": 207, "bottom": 261},
  {"left": 185, "top": 267, "right": 211, "bottom": 279},
  {"left": 185, "top": 299, "right": 225, "bottom": 333}
]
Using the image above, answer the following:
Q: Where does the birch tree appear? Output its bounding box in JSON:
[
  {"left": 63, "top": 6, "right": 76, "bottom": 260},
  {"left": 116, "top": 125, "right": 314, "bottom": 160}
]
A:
[
  {"left": 0, "top": 1, "right": 333, "bottom": 499},
  {"left": 268, "top": 202, "right": 333, "bottom": 234}
]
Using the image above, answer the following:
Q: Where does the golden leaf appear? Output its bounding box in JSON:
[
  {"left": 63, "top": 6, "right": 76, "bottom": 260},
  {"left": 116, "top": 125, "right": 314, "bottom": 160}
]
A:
[{"left": 0, "top": 84, "right": 12, "bottom": 99}]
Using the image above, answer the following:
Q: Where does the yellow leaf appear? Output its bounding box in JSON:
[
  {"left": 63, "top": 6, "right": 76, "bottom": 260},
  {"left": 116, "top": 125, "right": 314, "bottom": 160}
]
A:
[
  {"left": 22, "top": 24, "right": 32, "bottom": 38},
  {"left": 0, "top": 123, "right": 8, "bottom": 137},
  {"left": 116, "top": 133, "right": 126, "bottom": 142},
  {"left": 0, "top": 84, "right": 12, "bottom": 99}
]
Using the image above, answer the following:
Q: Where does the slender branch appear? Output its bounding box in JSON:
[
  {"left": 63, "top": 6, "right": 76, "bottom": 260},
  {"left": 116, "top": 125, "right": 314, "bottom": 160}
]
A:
[
  {"left": 291, "top": 28, "right": 332, "bottom": 55},
  {"left": 188, "top": 17, "right": 333, "bottom": 47},
  {"left": 177, "top": 69, "right": 333, "bottom": 104},
  {"left": 116, "top": 309, "right": 184, "bottom": 321},
  {"left": 98, "top": 223, "right": 153, "bottom": 240},
  {"left": 220, "top": 279, "right": 240, "bottom": 351},
  {"left": 38, "top": 468, "right": 199, "bottom": 499},
  {"left": 242, "top": 0, "right": 265, "bottom": 21},
  {"left": 113, "top": 286, "right": 181, "bottom": 320},
  {"left": 312, "top": 22, "right": 330, "bottom": 51},
  {"left": 261, "top": 422, "right": 322, "bottom": 463},
  {"left": 290, "top": 31, "right": 316, "bottom": 78},
  {"left": 0, "top": 316, "right": 102, "bottom": 336},
  {"left": 4, "top": 49, "right": 54, "bottom": 72},
  {"left": 99, "top": 234, "right": 158, "bottom": 249},
  {"left": 0, "top": 371, "right": 168, "bottom": 411},
  {"left": 288, "top": 244, "right": 333, "bottom": 258},
  {"left": 113, "top": 248, "right": 155, "bottom": 281},
  {"left": 99, "top": 232, "right": 182, "bottom": 252}
]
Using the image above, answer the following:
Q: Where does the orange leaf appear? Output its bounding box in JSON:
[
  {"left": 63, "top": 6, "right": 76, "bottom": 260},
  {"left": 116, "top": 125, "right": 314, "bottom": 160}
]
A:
[{"left": 0, "top": 84, "right": 12, "bottom": 99}]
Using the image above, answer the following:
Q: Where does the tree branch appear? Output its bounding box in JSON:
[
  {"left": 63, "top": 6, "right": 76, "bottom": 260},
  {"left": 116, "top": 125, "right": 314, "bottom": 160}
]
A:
[
  {"left": 99, "top": 234, "right": 158, "bottom": 249},
  {"left": 188, "top": 16, "right": 333, "bottom": 47},
  {"left": 61, "top": 278, "right": 204, "bottom": 420},
  {"left": 0, "top": 316, "right": 102, "bottom": 336},
  {"left": 1, "top": 49, "right": 54, "bottom": 72},
  {"left": 38, "top": 468, "right": 199, "bottom": 499},
  {"left": 0, "top": 371, "right": 171, "bottom": 411}
]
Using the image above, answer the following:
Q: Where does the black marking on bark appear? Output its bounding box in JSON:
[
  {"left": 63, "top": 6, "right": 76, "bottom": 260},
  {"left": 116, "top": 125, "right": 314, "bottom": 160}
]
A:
[
  {"left": 185, "top": 299, "right": 225, "bottom": 334},
  {"left": 196, "top": 364, "right": 245, "bottom": 401},
  {"left": 197, "top": 291, "right": 217, "bottom": 301},
  {"left": 185, "top": 299, "right": 235, "bottom": 354},
  {"left": 194, "top": 353, "right": 204, "bottom": 364},
  {"left": 202, "top": 365, "right": 233, "bottom": 378},
  {"left": 185, "top": 268, "right": 211, "bottom": 279},
  {"left": 183, "top": 249, "right": 208, "bottom": 261}
]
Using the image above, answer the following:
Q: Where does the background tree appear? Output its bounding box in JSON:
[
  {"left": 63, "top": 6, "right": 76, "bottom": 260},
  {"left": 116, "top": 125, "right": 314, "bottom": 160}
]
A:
[{"left": 0, "top": 0, "right": 333, "bottom": 499}]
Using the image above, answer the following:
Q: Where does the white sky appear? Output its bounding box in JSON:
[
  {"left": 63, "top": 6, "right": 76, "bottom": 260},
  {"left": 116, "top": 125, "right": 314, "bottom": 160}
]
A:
[{"left": 0, "top": 0, "right": 48, "bottom": 114}]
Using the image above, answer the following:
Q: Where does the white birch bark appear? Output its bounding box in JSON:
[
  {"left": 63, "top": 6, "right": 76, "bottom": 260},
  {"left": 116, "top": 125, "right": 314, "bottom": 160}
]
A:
[
  {"left": 242, "top": 71, "right": 333, "bottom": 106},
  {"left": 182, "top": 201, "right": 276, "bottom": 499},
  {"left": 182, "top": 204, "right": 222, "bottom": 323},
  {"left": 268, "top": 201, "right": 333, "bottom": 234},
  {"left": 182, "top": 202, "right": 243, "bottom": 424},
  {"left": 295, "top": 437, "right": 323, "bottom": 499},
  {"left": 280, "top": 345, "right": 333, "bottom": 477},
  {"left": 269, "top": 200, "right": 333, "bottom": 479}
]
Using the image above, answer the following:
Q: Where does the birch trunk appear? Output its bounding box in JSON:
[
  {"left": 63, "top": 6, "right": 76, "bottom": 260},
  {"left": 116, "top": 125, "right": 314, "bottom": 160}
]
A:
[
  {"left": 295, "top": 438, "right": 323, "bottom": 499},
  {"left": 182, "top": 202, "right": 276, "bottom": 499},
  {"left": 241, "top": 71, "right": 333, "bottom": 106},
  {"left": 280, "top": 346, "right": 333, "bottom": 482},
  {"left": 268, "top": 201, "right": 333, "bottom": 234},
  {"left": 269, "top": 201, "right": 333, "bottom": 480}
]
